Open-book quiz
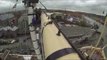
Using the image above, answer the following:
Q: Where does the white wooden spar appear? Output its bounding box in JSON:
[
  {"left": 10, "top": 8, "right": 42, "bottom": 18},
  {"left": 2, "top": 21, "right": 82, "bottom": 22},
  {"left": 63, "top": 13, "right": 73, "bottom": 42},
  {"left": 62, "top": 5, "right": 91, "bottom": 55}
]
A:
[
  {"left": 41, "top": 12, "right": 81, "bottom": 60},
  {"left": 28, "top": 5, "right": 42, "bottom": 60}
]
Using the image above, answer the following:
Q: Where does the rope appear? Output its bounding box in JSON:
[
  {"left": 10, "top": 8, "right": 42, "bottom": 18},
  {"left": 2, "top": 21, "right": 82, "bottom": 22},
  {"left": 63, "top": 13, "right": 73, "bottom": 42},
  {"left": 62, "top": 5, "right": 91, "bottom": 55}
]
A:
[
  {"left": 39, "top": 1, "right": 49, "bottom": 17},
  {"left": 89, "top": 15, "right": 107, "bottom": 58},
  {"left": 12, "top": 0, "right": 18, "bottom": 9},
  {"left": 39, "top": 1, "right": 48, "bottom": 11}
]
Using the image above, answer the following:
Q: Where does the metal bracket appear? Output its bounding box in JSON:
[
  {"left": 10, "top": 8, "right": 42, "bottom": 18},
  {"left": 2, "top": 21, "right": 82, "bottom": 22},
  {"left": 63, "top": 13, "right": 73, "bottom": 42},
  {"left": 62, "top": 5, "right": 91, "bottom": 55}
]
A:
[{"left": 56, "top": 30, "right": 61, "bottom": 36}]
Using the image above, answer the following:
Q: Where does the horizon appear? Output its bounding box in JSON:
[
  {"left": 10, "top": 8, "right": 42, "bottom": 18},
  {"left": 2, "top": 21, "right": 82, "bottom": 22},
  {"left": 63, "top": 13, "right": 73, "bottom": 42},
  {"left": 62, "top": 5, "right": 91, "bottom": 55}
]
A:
[{"left": 0, "top": 0, "right": 107, "bottom": 15}]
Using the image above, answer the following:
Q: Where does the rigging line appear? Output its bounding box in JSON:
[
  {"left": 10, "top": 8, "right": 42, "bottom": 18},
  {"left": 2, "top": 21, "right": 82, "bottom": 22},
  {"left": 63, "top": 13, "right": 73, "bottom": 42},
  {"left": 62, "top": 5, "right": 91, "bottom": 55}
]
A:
[
  {"left": 39, "top": 1, "right": 48, "bottom": 11},
  {"left": 12, "top": 0, "right": 19, "bottom": 9},
  {"left": 24, "top": 19, "right": 27, "bottom": 36},
  {"left": 89, "top": 14, "right": 107, "bottom": 58},
  {"left": 39, "top": 1, "right": 49, "bottom": 17},
  {"left": 24, "top": 9, "right": 27, "bottom": 36},
  {"left": 41, "top": 26, "right": 46, "bottom": 60},
  {"left": 102, "top": 44, "right": 107, "bottom": 50}
]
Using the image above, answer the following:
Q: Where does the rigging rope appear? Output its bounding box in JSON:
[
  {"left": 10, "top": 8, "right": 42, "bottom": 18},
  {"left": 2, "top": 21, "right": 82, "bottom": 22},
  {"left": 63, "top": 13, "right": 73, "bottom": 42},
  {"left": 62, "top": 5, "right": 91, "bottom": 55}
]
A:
[
  {"left": 89, "top": 15, "right": 107, "bottom": 58},
  {"left": 39, "top": 1, "right": 49, "bottom": 17},
  {"left": 12, "top": 0, "right": 18, "bottom": 9},
  {"left": 39, "top": 1, "right": 48, "bottom": 11}
]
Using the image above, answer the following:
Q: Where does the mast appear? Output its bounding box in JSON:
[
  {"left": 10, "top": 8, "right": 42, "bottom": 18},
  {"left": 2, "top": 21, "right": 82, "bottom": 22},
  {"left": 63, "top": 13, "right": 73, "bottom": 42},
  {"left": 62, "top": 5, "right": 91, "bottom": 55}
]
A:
[{"left": 22, "top": 0, "right": 42, "bottom": 60}]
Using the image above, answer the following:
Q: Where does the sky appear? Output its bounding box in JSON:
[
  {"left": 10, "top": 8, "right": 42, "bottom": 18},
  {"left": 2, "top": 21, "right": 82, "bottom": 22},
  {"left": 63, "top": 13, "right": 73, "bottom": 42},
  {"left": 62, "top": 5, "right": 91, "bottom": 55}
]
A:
[{"left": 0, "top": 0, "right": 107, "bottom": 15}]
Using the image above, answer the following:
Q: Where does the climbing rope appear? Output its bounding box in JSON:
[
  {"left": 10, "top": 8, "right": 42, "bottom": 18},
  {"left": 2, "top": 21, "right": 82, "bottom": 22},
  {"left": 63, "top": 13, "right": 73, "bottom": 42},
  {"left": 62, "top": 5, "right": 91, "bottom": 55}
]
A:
[
  {"left": 89, "top": 15, "right": 107, "bottom": 58},
  {"left": 12, "top": 0, "right": 18, "bottom": 9}
]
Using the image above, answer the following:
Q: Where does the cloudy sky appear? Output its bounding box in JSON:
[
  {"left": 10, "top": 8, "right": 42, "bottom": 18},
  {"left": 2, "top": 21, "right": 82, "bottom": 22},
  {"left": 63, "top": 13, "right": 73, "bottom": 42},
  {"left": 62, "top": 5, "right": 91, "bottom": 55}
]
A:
[{"left": 0, "top": 0, "right": 107, "bottom": 15}]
